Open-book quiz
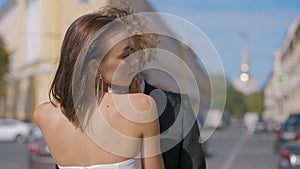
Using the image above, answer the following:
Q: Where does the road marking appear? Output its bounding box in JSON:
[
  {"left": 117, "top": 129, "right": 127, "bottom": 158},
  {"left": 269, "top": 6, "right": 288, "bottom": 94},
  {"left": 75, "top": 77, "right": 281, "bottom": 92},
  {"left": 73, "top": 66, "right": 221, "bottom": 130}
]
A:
[{"left": 221, "top": 133, "right": 247, "bottom": 169}]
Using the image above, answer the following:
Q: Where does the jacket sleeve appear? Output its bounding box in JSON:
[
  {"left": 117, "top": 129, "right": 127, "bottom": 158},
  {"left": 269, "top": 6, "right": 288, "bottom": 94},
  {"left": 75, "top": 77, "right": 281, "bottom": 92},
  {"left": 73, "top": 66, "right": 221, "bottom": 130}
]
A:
[{"left": 179, "top": 95, "right": 206, "bottom": 169}]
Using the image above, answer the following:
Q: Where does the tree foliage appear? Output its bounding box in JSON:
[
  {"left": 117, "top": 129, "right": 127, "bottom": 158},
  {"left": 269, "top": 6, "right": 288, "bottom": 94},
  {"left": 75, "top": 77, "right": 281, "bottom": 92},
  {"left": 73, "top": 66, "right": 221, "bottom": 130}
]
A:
[
  {"left": 0, "top": 36, "right": 10, "bottom": 98},
  {"left": 245, "top": 91, "right": 264, "bottom": 115},
  {"left": 210, "top": 74, "right": 227, "bottom": 109},
  {"left": 225, "top": 83, "right": 247, "bottom": 118},
  {"left": 224, "top": 80, "right": 264, "bottom": 118}
]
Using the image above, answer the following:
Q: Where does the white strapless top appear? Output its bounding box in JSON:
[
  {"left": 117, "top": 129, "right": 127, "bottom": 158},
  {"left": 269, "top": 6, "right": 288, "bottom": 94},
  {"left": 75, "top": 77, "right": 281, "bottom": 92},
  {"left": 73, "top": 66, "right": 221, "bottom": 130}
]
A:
[{"left": 58, "top": 157, "right": 142, "bottom": 169}]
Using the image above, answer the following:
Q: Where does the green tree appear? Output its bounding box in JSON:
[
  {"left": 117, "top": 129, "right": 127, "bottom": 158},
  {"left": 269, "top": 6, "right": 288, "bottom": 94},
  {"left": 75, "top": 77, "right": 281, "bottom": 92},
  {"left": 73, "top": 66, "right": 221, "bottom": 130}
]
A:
[
  {"left": 0, "top": 36, "right": 10, "bottom": 98},
  {"left": 225, "top": 82, "right": 247, "bottom": 118},
  {"left": 245, "top": 91, "right": 264, "bottom": 115},
  {"left": 211, "top": 74, "right": 227, "bottom": 109}
]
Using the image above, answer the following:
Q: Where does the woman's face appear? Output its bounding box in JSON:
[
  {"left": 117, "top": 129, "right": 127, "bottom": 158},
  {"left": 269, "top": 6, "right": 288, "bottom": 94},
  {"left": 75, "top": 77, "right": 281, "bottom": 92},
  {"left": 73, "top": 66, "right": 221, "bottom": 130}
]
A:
[{"left": 99, "top": 38, "right": 142, "bottom": 86}]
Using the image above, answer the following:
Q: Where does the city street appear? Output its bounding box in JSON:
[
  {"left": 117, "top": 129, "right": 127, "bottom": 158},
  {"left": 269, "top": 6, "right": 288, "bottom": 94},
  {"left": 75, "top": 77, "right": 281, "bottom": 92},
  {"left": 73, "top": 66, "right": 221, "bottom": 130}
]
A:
[
  {"left": 0, "top": 123, "right": 280, "bottom": 169},
  {"left": 206, "top": 123, "right": 279, "bottom": 169},
  {"left": 0, "top": 142, "right": 28, "bottom": 169}
]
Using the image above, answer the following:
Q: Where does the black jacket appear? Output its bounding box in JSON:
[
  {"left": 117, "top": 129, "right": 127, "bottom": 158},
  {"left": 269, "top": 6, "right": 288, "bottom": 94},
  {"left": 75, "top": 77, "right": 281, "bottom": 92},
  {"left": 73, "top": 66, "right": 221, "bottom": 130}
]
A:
[{"left": 144, "top": 82, "right": 206, "bottom": 169}]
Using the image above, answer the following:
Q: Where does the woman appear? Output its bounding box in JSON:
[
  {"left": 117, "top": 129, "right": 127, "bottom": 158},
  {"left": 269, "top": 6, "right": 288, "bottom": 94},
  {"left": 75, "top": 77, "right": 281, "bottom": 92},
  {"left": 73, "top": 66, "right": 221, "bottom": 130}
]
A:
[{"left": 34, "top": 5, "right": 164, "bottom": 169}]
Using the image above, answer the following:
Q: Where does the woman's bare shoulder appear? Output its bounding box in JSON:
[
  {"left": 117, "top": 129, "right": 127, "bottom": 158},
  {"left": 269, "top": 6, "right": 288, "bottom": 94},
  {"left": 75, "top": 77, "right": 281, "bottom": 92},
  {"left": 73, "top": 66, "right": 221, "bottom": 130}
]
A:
[
  {"left": 34, "top": 102, "right": 52, "bottom": 117},
  {"left": 34, "top": 102, "right": 53, "bottom": 111},
  {"left": 109, "top": 93, "right": 156, "bottom": 113},
  {"left": 34, "top": 102, "right": 61, "bottom": 127},
  {"left": 127, "top": 93, "right": 156, "bottom": 112}
]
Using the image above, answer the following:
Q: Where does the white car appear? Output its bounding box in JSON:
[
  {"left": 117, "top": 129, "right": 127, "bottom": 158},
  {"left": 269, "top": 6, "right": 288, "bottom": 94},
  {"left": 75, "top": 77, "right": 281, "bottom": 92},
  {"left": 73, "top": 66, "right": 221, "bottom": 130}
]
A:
[
  {"left": 244, "top": 112, "right": 259, "bottom": 133},
  {"left": 0, "top": 118, "right": 31, "bottom": 143}
]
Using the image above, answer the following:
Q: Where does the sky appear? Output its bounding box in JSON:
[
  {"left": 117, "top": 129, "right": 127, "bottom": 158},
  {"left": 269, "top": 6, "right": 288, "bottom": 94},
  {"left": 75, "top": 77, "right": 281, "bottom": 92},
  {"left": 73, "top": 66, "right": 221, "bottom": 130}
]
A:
[{"left": 147, "top": 0, "right": 300, "bottom": 90}]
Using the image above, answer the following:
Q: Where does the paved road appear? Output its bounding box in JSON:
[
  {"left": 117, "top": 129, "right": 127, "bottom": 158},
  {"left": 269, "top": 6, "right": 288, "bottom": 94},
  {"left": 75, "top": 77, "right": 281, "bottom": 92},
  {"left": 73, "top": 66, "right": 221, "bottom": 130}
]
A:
[
  {"left": 0, "top": 124, "right": 279, "bottom": 169},
  {"left": 0, "top": 142, "right": 28, "bottom": 169},
  {"left": 205, "top": 124, "right": 280, "bottom": 169}
]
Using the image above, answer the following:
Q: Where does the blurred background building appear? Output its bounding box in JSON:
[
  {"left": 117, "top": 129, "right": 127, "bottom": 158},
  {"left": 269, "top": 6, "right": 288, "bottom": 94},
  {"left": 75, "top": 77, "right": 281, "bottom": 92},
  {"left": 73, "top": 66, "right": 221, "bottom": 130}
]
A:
[
  {"left": 0, "top": 0, "right": 211, "bottom": 122},
  {"left": 233, "top": 33, "right": 257, "bottom": 95},
  {"left": 264, "top": 16, "right": 300, "bottom": 123},
  {"left": 0, "top": 0, "right": 110, "bottom": 121}
]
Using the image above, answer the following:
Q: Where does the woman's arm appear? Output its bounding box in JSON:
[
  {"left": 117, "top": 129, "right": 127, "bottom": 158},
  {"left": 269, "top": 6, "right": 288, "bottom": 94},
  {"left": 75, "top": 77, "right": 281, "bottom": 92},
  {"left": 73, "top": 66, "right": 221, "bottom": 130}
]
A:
[{"left": 140, "top": 97, "right": 165, "bottom": 169}]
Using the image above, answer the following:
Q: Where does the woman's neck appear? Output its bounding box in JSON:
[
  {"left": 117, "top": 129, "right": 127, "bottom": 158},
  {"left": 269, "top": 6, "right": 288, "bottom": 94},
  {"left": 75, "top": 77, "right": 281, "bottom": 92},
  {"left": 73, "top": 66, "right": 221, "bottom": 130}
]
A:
[{"left": 108, "top": 84, "right": 129, "bottom": 94}]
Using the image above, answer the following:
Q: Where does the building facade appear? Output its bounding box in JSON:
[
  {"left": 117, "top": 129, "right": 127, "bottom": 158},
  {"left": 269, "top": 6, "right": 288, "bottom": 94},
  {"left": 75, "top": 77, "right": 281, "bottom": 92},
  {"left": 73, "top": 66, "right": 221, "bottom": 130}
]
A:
[
  {"left": 0, "top": 0, "right": 212, "bottom": 123},
  {"left": 264, "top": 16, "right": 300, "bottom": 123},
  {"left": 0, "top": 0, "right": 110, "bottom": 121}
]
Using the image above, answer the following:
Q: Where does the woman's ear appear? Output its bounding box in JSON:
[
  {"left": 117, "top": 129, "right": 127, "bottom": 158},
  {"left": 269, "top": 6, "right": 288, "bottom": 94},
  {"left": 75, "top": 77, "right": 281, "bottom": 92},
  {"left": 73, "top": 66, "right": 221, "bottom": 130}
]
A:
[{"left": 88, "top": 59, "right": 99, "bottom": 76}]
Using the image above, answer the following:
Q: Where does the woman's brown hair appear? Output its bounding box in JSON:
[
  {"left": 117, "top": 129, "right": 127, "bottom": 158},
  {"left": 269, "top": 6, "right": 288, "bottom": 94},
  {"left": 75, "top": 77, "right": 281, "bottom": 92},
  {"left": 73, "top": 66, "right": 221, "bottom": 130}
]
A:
[
  {"left": 49, "top": 10, "right": 122, "bottom": 128},
  {"left": 49, "top": 5, "right": 159, "bottom": 129}
]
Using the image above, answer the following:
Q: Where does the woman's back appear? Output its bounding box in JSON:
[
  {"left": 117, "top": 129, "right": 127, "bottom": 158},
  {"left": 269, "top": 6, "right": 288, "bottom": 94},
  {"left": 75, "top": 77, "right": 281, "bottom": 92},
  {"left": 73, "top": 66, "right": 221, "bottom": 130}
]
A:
[{"left": 34, "top": 93, "right": 156, "bottom": 167}]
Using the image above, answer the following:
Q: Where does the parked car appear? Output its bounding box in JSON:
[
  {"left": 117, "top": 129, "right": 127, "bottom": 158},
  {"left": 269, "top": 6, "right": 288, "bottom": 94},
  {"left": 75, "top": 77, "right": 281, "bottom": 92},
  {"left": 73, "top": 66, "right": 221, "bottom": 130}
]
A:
[
  {"left": 205, "top": 109, "right": 230, "bottom": 129},
  {"left": 254, "top": 117, "right": 267, "bottom": 134},
  {"left": 244, "top": 112, "right": 259, "bottom": 133},
  {"left": 274, "top": 114, "right": 300, "bottom": 151},
  {"left": 28, "top": 126, "right": 56, "bottom": 169},
  {"left": 279, "top": 140, "right": 300, "bottom": 169},
  {"left": 0, "top": 118, "right": 31, "bottom": 143}
]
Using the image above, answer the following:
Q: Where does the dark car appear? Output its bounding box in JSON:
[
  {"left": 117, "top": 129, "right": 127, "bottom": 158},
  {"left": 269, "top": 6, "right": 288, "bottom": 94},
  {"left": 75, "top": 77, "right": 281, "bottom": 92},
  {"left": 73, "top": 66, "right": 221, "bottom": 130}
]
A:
[
  {"left": 275, "top": 114, "right": 300, "bottom": 151},
  {"left": 255, "top": 117, "right": 267, "bottom": 134},
  {"left": 279, "top": 140, "right": 300, "bottom": 169},
  {"left": 28, "top": 126, "right": 55, "bottom": 169}
]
